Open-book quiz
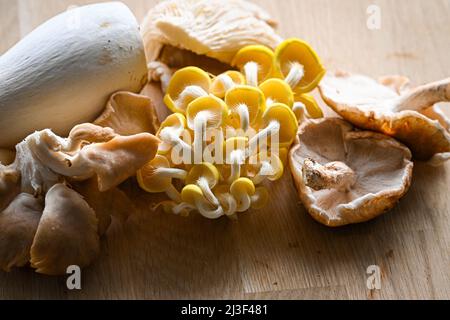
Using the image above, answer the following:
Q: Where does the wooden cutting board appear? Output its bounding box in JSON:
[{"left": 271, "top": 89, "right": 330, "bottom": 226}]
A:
[{"left": 1, "top": 0, "right": 449, "bottom": 300}]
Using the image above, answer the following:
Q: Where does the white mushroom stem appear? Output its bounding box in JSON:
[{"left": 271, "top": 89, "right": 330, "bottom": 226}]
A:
[
  {"left": 217, "top": 74, "right": 235, "bottom": 92},
  {"left": 197, "top": 177, "right": 219, "bottom": 206},
  {"left": 193, "top": 111, "right": 215, "bottom": 164},
  {"left": 153, "top": 167, "right": 187, "bottom": 180},
  {"left": 244, "top": 62, "right": 259, "bottom": 87},
  {"left": 252, "top": 161, "right": 274, "bottom": 184},
  {"left": 266, "top": 98, "right": 276, "bottom": 108},
  {"left": 195, "top": 199, "right": 224, "bottom": 219},
  {"left": 395, "top": 78, "right": 450, "bottom": 112},
  {"left": 172, "top": 202, "right": 195, "bottom": 215},
  {"left": 165, "top": 184, "right": 182, "bottom": 203},
  {"left": 218, "top": 193, "right": 238, "bottom": 217},
  {"left": 175, "top": 85, "right": 208, "bottom": 107},
  {"left": 236, "top": 193, "right": 252, "bottom": 212},
  {"left": 248, "top": 120, "right": 281, "bottom": 155},
  {"left": 285, "top": 62, "right": 304, "bottom": 89},
  {"left": 302, "top": 158, "right": 356, "bottom": 192},
  {"left": 148, "top": 61, "right": 173, "bottom": 93},
  {"left": 292, "top": 102, "right": 306, "bottom": 117},
  {"left": 228, "top": 150, "right": 245, "bottom": 183},
  {"left": 236, "top": 103, "right": 250, "bottom": 133},
  {"left": 159, "top": 127, "right": 192, "bottom": 154}
]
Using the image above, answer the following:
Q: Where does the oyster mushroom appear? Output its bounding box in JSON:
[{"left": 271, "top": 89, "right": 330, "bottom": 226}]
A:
[
  {"left": 232, "top": 45, "right": 275, "bottom": 87},
  {"left": 185, "top": 163, "right": 221, "bottom": 206},
  {"left": 156, "top": 113, "right": 188, "bottom": 155},
  {"left": 137, "top": 155, "right": 187, "bottom": 202},
  {"left": 230, "top": 178, "right": 256, "bottom": 213},
  {"left": 164, "top": 67, "right": 211, "bottom": 114},
  {"left": 30, "top": 183, "right": 100, "bottom": 275},
  {"left": 319, "top": 71, "right": 450, "bottom": 164},
  {"left": 211, "top": 71, "right": 245, "bottom": 99},
  {"left": 225, "top": 85, "right": 266, "bottom": 133},
  {"left": 178, "top": 184, "right": 224, "bottom": 219},
  {"left": 94, "top": 91, "right": 160, "bottom": 136},
  {"left": 0, "top": 194, "right": 43, "bottom": 271},
  {"left": 186, "top": 95, "right": 228, "bottom": 163},
  {"left": 0, "top": 123, "right": 160, "bottom": 275},
  {"left": 142, "top": 0, "right": 281, "bottom": 66},
  {"left": 274, "top": 38, "right": 326, "bottom": 94},
  {"left": 289, "top": 118, "right": 413, "bottom": 227}
]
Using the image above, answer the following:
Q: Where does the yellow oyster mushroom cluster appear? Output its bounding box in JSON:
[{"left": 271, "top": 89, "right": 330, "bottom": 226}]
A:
[{"left": 138, "top": 39, "right": 326, "bottom": 219}]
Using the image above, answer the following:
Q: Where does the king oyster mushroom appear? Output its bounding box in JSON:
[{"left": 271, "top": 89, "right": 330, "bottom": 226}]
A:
[
  {"left": 0, "top": 123, "right": 160, "bottom": 274},
  {"left": 319, "top": 71, "right": 450, "bottom": 165},
  {"left": 289, "top": 118, "right": 413, "bottom": 227}
]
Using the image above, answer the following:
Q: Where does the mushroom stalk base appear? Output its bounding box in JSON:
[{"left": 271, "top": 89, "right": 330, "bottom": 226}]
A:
[{"left": 302, "top": 158, "right": 356, "bottom": 192}]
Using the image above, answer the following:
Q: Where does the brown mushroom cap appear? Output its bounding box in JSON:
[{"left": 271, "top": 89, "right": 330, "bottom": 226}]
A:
[
  {"left": 30, "top": 183, "right": 100, "bottom": 275},
  {"left": 289, "top": 118, "right": 413, "bottom": 227},
  {"left": 94, "top": 91, "right": 160, "bottom": 136},
  {"left": 319, "top": 71, "right": 450, "bottom": 163},
  {"left": 0, "top": 193, "right": 43, "bottom": 271}
]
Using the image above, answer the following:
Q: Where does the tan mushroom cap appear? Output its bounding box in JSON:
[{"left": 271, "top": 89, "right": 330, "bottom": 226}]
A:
[
  {"left": 30, "top": 183, "right": 100, "bottom": 275},
  {"left": 289, "top": 118, "right": 413, "bottom": 227},
  {"left": 141, "top": 0, "right": 281, "bottom": 65},
  {"left": 0, "top": 193, "right": 42, "bottom": 271},
  {"left": 319, "top": 71, "right": 450, "bottom": 164},
  {"left": 94, "top": 91, "right": 160, "bottom": 136}
]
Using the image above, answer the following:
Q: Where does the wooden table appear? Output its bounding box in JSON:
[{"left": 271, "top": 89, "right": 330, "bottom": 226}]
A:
[{"left": 1, "top": 0, "right": 449, "bottom": 300}]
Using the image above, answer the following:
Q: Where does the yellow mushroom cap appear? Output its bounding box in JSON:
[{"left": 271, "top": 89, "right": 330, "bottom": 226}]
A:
[
  {"left": 186, "top": 95, "right": 228, "bottom": 130},
  {"left": 259, "top": 78, "right": 294, "bottom": 108},
  {"left": 230, "top": 178, "right": 256, "bottom": 197},
  {"left": 225, "top": 85, "right": 266, "bottom": 129},
  {"left": 137, "top": 155, "right": 172, "bottom": 193},
  {"left": 157, "top": 113, "right": 187, "bottom": 154},
  {"left": 262, "top": 103, "right": 298, "bottom": 147},
  {"left": 181, "top": 184, "right": 204, "bottom": 205},
  {"left": 294, "top": 93, "right": 323, "bottom": 119},
  {"left": 164, "top": 67, "right": 211, "bottom": 114},
  {"left": 232, "top": 45, "right": 275, "bottom": 84},
  {"left": 274, "top": 38, "right": 325, "bottom": 94},
  {"left": 210, "top": 71, "right": 246, "bottom": 98},
  {"left": 186, "top": 163, "right": 220, "bottom": 187},
  {"left": 251, "top": 187, "right": 269, "bottom": 210}
]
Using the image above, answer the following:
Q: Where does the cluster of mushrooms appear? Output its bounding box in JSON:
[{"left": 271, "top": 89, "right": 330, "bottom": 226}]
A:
[
  {"left": 0, "top": 93, "right": 161, "bottom": 274},
  {"left": 1, "top": 0, "right": 449, "bottom": 276},
  {"left": 136, "top": 38, "right": 326, "bottom": 219}
]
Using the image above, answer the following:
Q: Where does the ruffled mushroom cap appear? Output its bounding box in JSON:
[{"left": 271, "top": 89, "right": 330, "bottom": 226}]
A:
[
  {"left": 319, "top": 71, "right": 450, "bottom": 164},
  {"left": 72, "top": 178, "right": 136, "bottom": 236},
  {"left": 30, "top": 183, "right": 100, "bottom": 275},
  {"left": 289, "top": 118, "right": 413, "bottom": 227},
  {"left": 94, "top": 91, "right": 160, "bottom": 136},
  {"left": 141, "top": 0, "right": 281, "bottom": 65},
  {"left": 0, "top": 122, "right": 160, "bottom": 275},
  {"left": 0, "top": 193, "right": 43, "bottom": 271}
]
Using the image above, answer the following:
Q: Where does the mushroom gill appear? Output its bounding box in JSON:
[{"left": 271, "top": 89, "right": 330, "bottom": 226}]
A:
[{"left": 289, "top": 118, "right": 413, "bottom": 227}]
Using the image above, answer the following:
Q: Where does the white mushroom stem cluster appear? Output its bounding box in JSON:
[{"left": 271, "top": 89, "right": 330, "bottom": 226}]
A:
[{"left": 0, "top": 124, "right": 159, "bottom": 275}]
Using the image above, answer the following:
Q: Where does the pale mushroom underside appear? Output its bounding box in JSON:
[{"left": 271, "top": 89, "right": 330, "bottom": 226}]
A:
[
  {"left": 141, "top": 0, "right": 282, "bottom": 65},
  {"left": 290, "top": 118, "right": 413, "bottom": 227}
]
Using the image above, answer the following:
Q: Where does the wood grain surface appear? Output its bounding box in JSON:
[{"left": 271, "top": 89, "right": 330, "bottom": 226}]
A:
[{"left": 1, "top": 0, "right": 450, "bottom": 300}]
